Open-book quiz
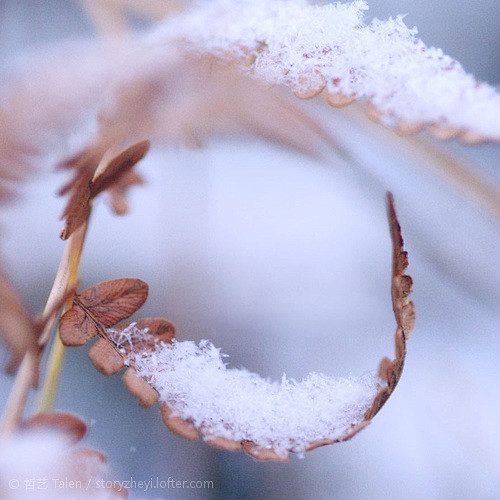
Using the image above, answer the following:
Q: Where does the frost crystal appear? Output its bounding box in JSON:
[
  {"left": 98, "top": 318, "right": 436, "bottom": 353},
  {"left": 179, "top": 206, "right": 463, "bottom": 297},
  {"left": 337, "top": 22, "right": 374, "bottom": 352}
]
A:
[
  {"left": 112, "top": 325, "right": 381, "bottom": 454},
  {"left": 152, "top": 0, "right": 500, "bottom": 139}
]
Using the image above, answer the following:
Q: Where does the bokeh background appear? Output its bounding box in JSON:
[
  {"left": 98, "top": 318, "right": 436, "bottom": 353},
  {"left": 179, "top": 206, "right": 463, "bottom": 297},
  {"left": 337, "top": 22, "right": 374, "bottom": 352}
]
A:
[{"left": 0, "top": 1, "right": 499, "bottom": 498}]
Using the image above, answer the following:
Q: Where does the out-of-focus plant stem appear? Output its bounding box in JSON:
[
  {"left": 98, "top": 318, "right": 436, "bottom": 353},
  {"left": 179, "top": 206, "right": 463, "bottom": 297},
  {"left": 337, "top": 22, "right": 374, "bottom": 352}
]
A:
[
  {"left": 37, "top": 221, "right": 89, "bottom": 413},
  {"left": 0, "top": 219, "right": 89, "bottom": 437}
]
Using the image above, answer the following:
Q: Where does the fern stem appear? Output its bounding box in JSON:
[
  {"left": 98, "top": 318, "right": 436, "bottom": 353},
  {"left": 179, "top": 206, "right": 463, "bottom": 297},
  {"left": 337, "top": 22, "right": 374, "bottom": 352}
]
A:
[
  {"left": 0, "top": 221, "right": 89, "bottom": 437},
  {"left": 36, "top": 336, "right": 66, "bottom": 413},
  {"left": 0, "top": 351, "right": 38, "bottom": 437},
  {"left": 36, "top": 220, "right": 89, "bottom": 413}
]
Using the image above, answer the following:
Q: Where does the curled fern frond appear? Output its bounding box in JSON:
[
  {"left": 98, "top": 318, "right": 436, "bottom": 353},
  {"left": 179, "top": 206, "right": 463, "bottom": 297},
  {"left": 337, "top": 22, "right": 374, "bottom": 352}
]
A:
[{"left": 61, "top": 193, "right": 414, "bottom": 461}]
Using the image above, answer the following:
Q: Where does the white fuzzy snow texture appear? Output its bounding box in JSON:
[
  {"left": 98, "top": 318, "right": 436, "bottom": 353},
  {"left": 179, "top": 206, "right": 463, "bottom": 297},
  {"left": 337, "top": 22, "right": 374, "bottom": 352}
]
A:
[
  {"left": 111, "top": 324, "right": 381, "bottom": 454},
  {"left": 152, "top": 0, "right": 500, "bottom": 139}
]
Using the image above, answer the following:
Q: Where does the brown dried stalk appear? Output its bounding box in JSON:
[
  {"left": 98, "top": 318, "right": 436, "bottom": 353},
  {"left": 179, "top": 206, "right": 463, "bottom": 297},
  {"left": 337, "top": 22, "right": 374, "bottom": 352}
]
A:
[
  {"left": 59, "top": 192, "right": 414, "bottom": 461},
  {"left": 340, "top": 105, "right": 500, "bottom": 221}
]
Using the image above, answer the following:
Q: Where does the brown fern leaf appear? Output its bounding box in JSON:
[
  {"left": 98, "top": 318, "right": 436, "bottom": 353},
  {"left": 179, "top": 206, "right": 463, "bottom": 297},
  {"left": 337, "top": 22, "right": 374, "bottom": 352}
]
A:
[
  {"left": 108, "top": 170, "right": 144, "bottom": 215},
  {"left": 59, "top": 278, "right": 148, "bottom": 346},
  {"left": 59, "top": 140, "right": 150, "bottom": 240},
  {"left": 0, "top": 269, "right": 74, "bottom": 380},
  {"left": 302, "top": 192, "right": 415, "bottom": 458},
  {"left": 89, "top": 317, "right": 175, "bottom": 376},
  {"left": 362, "top": 192, "right": 415, "bottom": 421},
  {"left": 122, "top": 367, "right": 160, "bottom": 407}
]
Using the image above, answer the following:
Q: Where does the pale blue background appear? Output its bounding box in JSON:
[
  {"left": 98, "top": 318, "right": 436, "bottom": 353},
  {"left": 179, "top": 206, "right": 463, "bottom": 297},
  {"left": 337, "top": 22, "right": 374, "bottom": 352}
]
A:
[{"left": 0, "top": 2, "right": 499, "bottom": 499}]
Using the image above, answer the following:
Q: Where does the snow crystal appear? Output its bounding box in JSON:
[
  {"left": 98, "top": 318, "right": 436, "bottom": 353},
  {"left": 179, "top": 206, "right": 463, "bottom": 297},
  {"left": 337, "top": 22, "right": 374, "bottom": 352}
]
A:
[
  {"left": 151, "top": 0, "right": 500, "bottom": 139},
  {"left": 111, "top": 324, "right": 381, "bottom": 454}
]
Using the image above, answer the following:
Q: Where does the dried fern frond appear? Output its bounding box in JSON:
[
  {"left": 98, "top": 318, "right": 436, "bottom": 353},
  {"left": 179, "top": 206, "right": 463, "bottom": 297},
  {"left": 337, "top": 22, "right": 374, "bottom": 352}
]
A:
[
  {"left": 153, "top": 0, "right": 500, "bottom": 142},
  {"left": 0, "top": 41, "right": 339, "bottom": 204},
  {"left": 61, "top": 193, "right": 414, "bottom": 461}
]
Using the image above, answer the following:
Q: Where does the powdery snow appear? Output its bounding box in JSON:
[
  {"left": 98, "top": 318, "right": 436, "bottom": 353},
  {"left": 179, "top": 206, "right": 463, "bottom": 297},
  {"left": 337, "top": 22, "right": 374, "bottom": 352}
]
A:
[
  {"left": 151, "top": 0, "right": 500, "bottom": 139},
  {"left": 110, "top": 324, "right": 382, "bottom": 454}
]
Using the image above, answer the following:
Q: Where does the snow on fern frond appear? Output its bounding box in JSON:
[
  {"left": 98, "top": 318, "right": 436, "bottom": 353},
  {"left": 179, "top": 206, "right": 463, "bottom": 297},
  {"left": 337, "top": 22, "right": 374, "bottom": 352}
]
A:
[
  {"left": 152, "top": 0, "right": 500, "bottom": 141},
  {"left": 83, "top": 194, "right": 412, "bottom": 460},
  {"left": 111, "top": 324, "right": 381, "bottom": 455}
]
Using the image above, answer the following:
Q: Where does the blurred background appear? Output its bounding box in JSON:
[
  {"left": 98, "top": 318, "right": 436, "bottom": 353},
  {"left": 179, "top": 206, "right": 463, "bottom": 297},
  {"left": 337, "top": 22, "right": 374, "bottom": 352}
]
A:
[{"left": 0, "top": 1, "right": 499, "bottom": 499}]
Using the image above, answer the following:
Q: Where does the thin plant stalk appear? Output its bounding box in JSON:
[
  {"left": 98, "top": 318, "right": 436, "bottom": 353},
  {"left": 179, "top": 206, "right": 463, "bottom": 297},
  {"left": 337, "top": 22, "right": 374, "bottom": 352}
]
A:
[
  {"left": 0, "top": 351, "right": 38, "bottom": 438},
  {"left": 36, "top": 336, "right": 66, "bottom": 413},
  {"left": 37, "top": 221, "right": 89, "bottom": 412},
  {"left": 0, "top": 221, "right": 89, "bottom": 437}
]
